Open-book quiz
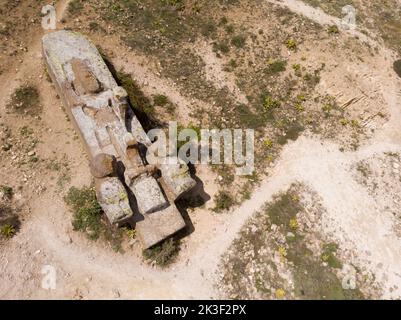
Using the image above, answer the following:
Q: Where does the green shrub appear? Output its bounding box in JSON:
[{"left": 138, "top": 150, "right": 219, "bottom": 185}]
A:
[
  {"left": 231, "top": 35, "right": 246, "bottom": 48},
  {"left": 285, "top": 39, "right": 297, "bottom": 50},
  {"left": 7, "top": 85, "right": 40, "bottom": 114},
  {"left": 265, "top": 60, "right": 287, "bottom": 75},
  {"left": 67, "top": 0, "right": 84, "bottom": 16},
  {"left": 143, "top": 238, "right": 180, "bottom": 267},
  {"left": 225, "top": 24, "right": 235, "bottom": 34},
  {"left": 328, "top": 25, "right": 340, "bottom": 34},
  {"left": 1, "top": 185, "right": 13, "bottom": 199},
  {"left": 262, "top": 95, "right": 281, "bottom": 111},
  {"left": 65, "top": 186, "right": 104, "bottom": 240},
  {"left": 1, "top": 224, "right": 16, "bottom": 239},
  {"left": 213, "top": 191, "right": 235, "bottom": 212},
  {"left": 201, "top": 21, "right": 216, "bottom": 37},
  {"left": 219, "top": 16, "right": 228, "bottom": 25},
  {"left": 153, "top": 94, "right": 169, "bottom": 106},
  {"left": 321, "top": 243, "right": 343, "bottom": 269},
  {"left": 213, "top": 41, "right": 230, "bottom": 54}
]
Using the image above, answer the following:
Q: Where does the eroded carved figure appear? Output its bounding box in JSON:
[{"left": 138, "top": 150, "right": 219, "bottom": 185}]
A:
[{"left": 42, "top": 30, "right": 196, "bottom": 249}]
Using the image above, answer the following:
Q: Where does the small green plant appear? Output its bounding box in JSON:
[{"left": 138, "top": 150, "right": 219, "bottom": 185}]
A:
[
  {"left": 212, "top": 191, "right": 235, "bottom": 212},
  {"left": 219, "top": 16, "right": 228, "bottom": 25},
  {"left": 65, "top": 186, "right": 104, "bottom": 240},
  {"left": 328, "top": 25, "right": 340, "bottom": 34},
  {"left": 262, "top": 95, "right": 281, "bottom": 111},
  {"left": 296, "top": 94, "right": 306, "bottom": 102},
  {"left": 294, "top": 102, "right": 304, "bottom": 112},
  {"left": 322, "top": 104, "right": 332, "bottom": 114},
  {"left": 292, "top": 64, "right": 301, "bottom": 71},
  {"left": 264, "top": 139, "right": 273, "bottom": 149},
  {"left": 89, "top": 21, "right": 101, "bottom": 32},
  {"left": 1, "top": 224, "right": 16, "bottom": 238},
  {"left": 201, "top": 21, "right": 216, "bottom": 37},
  {"left": 125, "top": 227, "right": 136, "bottom": 239},
  {"left": 285, "top": 39, "right": 297, "bottom": 50},
  {"left": 289, "top": 218, "right": 298, "bottom": 230},
  {"left": 143, "top": 238, "right": 180, "bottom": 267},
  {"left": 321, "top": 243, "right": 342, "bottom": 269},
  {"left": 275, "top": 288, "right": 286, "bottom": 299},
  {"left": 265, "top": 60, "right": 287, "bottom": 75},
  {"left": 67, "top": 0, "right": 84, "bottom": 16},
  {"left": 153, "top": 94, "right": 169, "bottom": 106},
  {"left": 231, "top": 35, "right": 246, "bottom": 48},
  {"left": 225, "top": 24, "right": 235, "bottom": 34},
  {"left": 1, "top": 185, "right": 13, "bottom": 199},
  {"left": 356, "top": 162, "right": 371, "bottom": 179},
  {"left": 350, "top": 119, "right": 360, "bottom": 128},
  {"left": 293, "top": 64, "right": 302, "bottom": 77},
  {"left": 229, "top": 59, "right": 237, "bottom": 68},
  {"left": 8, "top": 85, "right": 40, "bottom": 114},
  {"left": 213, "top": 41, "right": 230, "bottom": 54}
]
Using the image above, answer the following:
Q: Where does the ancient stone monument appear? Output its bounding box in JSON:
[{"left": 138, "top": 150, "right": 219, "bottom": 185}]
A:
[{"left": 42, "top": 30, "right": 196, "bottom": 248}]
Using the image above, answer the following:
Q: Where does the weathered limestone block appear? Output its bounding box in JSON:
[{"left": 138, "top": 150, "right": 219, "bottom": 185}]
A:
[
  {"left": 95, "top": 177, "right": 132, "bottom": 225},
  {"left": 160, "top": 157, "right": 197, "bottom": 199},
  {"left": 135, "top": 205, "right": 186, "bottom": 249},
  {"left": 128, "top": 174, "right": 168, "bottom": 214}
]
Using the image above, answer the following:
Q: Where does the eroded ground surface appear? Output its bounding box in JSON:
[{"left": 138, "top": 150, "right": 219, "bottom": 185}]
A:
[{"left": 1, "top": 0, "right": 401, "bottom": 299}]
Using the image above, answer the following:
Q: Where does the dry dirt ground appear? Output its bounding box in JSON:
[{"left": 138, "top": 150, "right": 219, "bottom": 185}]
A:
[{"left": 1, "top": 0, "right": 401, "bottom": 299}]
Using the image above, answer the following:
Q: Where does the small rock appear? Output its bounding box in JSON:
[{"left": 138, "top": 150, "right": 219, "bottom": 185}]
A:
[{"left": 286, "top": 232, "right": 295, "bottom": 238}]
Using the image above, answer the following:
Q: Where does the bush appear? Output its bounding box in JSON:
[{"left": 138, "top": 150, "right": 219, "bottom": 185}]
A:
[
  {"left": 67, "top": 0, "right": 84, "bottom": 16},
  {"left": 265, "top": 60, "right": 287, "bottom": 75},
  {"left": 262, "top": 95, "right": 281, "bottom": 111},
  {"left": 201, "top": 21, "right": 216, "bottom": 37},
  {"left": 1, "top": 224, "right": 15, "bottom": 238},
  {"left": 1, "top": 185, "right": 13, "bottom": 199},
  {"left": 0, "top": 204, "right": 20, "bottom": 239},
  {"left": 231, "top": 35, "right": 246, "bottom": 48},
  {"left": 153, "top": 94, "right": 169, "bottom": 106},
  {"left": 7, "top": 85, "right": 40, "bottom": 114},
  {"left": 143, "top": 238, "right": 180, "bottom": 267},
  {"left": 65, "top": 186, "right": 104, "bottom": 240},
  {"left": 213, "top": 41, "right": 230, "bottom": 54},
  {"left": 212, "top": 191, "right": 235, "bottom": 212},
  {"left": 285, "top": 39, "right": 297, "bottom": 50},
  {"left": 321, "top": 243, "right": 342, "bottom": 269},
  {"left": 328, "top": 25, "right": 339, "bottom": 34}
]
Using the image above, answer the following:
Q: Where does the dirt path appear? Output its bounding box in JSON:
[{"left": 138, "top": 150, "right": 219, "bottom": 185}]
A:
[
  {"left": 269, "top": 0, "right": 376, "bottom": 45},
  {"left": 2, "top": 0, "right": 401, "bottom": 299}
]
